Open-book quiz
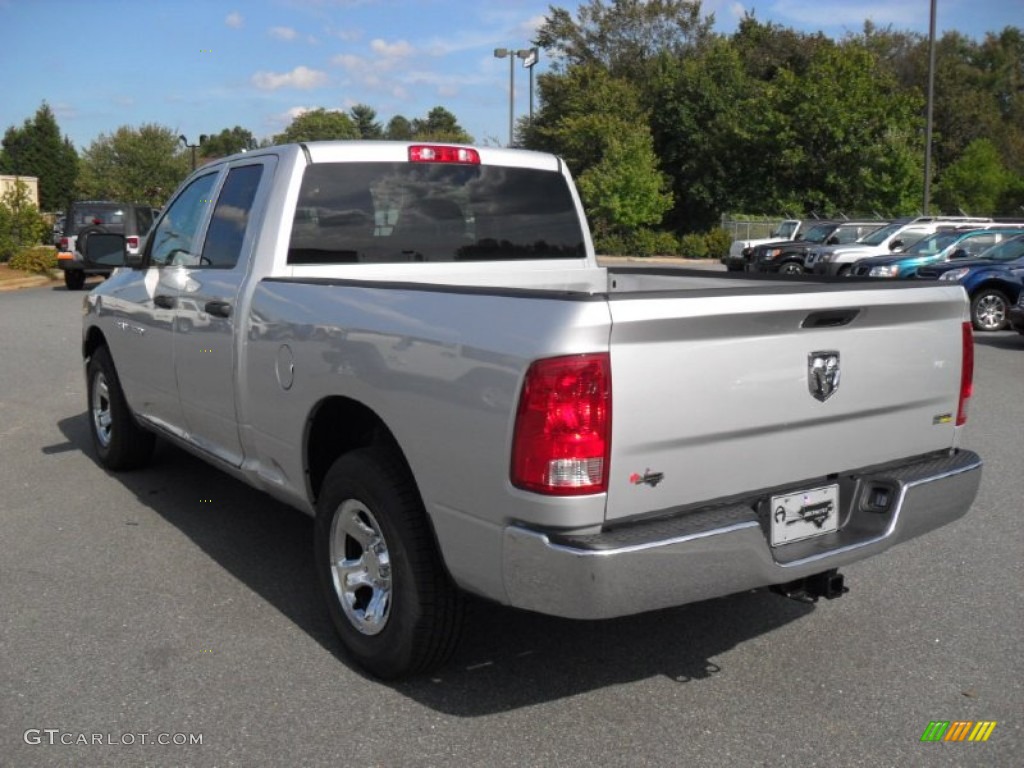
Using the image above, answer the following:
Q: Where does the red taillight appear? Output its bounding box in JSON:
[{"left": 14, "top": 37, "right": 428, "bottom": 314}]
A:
[
  {"left": 60, "top": 237, "right": 69, "bottom": 250},
  {"left": 126, "top": 236, "right": 139, "bottom": 250},
  {"left": 409, "top": 145, "right": 480, "bottom": 164},
  {"left": 957, "top": 321, "right": 973, "bottom": 426},
  {"left": 511, "top": 353, "right": 611, "bottom": 496}
]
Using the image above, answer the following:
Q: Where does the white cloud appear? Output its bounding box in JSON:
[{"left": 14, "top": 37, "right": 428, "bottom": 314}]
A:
[
  {"left": 327, "top": 24, "right": 362, "bottom": 43},
  {"left": 332, "top": 53, "right": 370, "bottom": 72},
  {"left": 370, "top": 38, "right": 415, "bottom": 58},
  {"left": 517, "top": 15, "right": 547, "bottom": 37},
  {"left": 424, "top": 31, "right": 501, "bottom": 57},
  {"left": 52, "top": 103, "right": 78, "bottom": 120},
  {"left": 251, "top": 66, "right": 329, "bottom": 90},
  {"left": 270, "top": 26, "right": 298, "bottom": 41},
  {"left": 225, "top": 11, "right": 243, "bottom": 28}
]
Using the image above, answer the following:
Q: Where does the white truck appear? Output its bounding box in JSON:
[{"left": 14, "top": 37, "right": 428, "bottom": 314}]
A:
[{"left": 80, "top": 142, "right": 982, "bottom": 678}]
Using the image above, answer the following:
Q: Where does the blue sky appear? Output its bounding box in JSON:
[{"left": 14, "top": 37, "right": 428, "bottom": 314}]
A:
[{"left": 1, "top": 0, "right": 1020, "bottom": 152}]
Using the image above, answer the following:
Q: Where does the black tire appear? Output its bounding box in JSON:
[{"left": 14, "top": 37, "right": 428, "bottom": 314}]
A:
[
  {"left": 64, "top": 270, "right": 86, "bottom": 290},
  {"left": 86, "top": 346, "right": 156, "bottom": 470},
  {"left": 779, "top": 261, "right": 803, "bottom": 276},
  {"left": 314, "top": 446, "right": 464, "bottom": 679},
  {"left": 970, "top": 289, "right": 1010, "bottom": 332},
  {"left": 836, "top": 264, "right": 852, "bottom": 277}
]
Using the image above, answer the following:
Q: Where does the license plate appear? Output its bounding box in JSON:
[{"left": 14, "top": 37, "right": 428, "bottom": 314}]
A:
[{"left": 770, "top": 484, "right": 839, "bottom": 546}]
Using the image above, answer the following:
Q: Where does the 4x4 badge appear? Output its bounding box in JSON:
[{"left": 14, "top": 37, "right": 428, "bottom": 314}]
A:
[
  {"left": 629, "top": 469, "right": 664, "bottom": 488},
  {"left": 808, "top": 351, "right": 840, "bottom": 402}
]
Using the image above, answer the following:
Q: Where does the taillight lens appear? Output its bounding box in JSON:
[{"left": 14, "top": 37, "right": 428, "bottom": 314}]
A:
[
  {"left": 409, "top": 145, "right": 480, "bottom": 164},
  {"left": 126, "top": 236, "right": 139, "bottom": 250},
  {"left": 511, "top": 353, "right": 611, "bottom": 495},
  {"left": 60, "top": 237, "right": 69, "bottom": 250},
  {"left": 957, "top": 321, "right": 973, "bottom": 426}
]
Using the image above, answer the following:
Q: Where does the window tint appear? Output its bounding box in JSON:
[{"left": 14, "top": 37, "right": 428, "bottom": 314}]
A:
[
  {"left": 288, "top": 162, "right": 585, "bottom": 264},
  {"left": 134, "top": 206, "right": 153, "bottom": 236},
  {"left": 906, "top": 231, "right": 962, "bottom": 256},
  {"left": 980, "top": 236, "right": 1024, "bottom": 262},
  {"left": 69, "top": 205, "right": 126, "bottom": 233},
  {"left": 148, "top": 173, "right": 218, "bottom": 267},
  {"left": 200, "top": 164, "right": 264, "bottom": 269},
  {"left": 959, "top": 233, "right": 996, "bottom": 257}
]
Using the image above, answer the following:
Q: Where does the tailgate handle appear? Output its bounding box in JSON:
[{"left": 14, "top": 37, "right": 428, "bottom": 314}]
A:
[
  {"left": 154, "top": 294, "right": 176, "bottom": 309},
  {"left": 205, "top": 300, "right": 232, "bottom": 318},
  {"left": 802, "top": 309, "right": 860, "bottom": 328}
]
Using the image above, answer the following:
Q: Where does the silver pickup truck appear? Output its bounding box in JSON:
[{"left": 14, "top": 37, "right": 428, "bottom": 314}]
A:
[{"left": 80, "top": 141, "right": 982, "bottom": 679}]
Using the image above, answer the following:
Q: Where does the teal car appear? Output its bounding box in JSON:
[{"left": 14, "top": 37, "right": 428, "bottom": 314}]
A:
[{"left": 848, "top": 228, "right": 1024, "bottom": 278}]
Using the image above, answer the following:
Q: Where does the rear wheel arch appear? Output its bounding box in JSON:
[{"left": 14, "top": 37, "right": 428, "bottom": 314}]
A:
[{"left": 304, "top": 396, "right": 415, "bottom": 506}]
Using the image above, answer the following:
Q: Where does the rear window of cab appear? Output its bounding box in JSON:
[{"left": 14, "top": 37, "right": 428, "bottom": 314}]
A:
[{"left": 287, "top": 162, "right": 585, "bottom": 265}]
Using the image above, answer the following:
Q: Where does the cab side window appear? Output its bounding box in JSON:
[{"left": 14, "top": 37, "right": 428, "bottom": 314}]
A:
[
  {"left": 148, "top": 173, "right": 218, "bottom": 267},
  {"left": 200, "top": 164, "right": 264, "bottom": 269}
]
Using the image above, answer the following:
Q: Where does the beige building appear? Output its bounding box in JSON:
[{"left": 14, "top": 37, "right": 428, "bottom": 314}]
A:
[{"left": 0, "top": 174, "right": 41, "bottom": 207}]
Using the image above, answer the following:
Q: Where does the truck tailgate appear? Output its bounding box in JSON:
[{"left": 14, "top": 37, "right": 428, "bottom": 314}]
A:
[{"left": 605, "top": 284, "right": 968, "bottom": 523}]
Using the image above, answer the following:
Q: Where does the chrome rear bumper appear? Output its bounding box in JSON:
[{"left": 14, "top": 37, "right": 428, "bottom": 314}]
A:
[{"left": 502, "top": 450, "right": 982, "bottom": 619}]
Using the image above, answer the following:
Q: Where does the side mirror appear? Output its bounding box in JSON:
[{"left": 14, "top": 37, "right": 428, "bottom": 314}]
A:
[
  {"left": 82, "top": 232, "right": 142, "bottom": 269},
  {"left": 889, "top": 239, "right": 904, "bottom": 251},
  {"left": 949, "top": 248, "right": 970, "bottom": 260},
  {"left": 826, "top": 235, "right": 840, "bottom": 245}
]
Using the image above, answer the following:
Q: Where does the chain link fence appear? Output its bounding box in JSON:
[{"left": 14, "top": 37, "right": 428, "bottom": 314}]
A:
[{"left": 719, "top": 216, "right": 792, "bottom": 243}]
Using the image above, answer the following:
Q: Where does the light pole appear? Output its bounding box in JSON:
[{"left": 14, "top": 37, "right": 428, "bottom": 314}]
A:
[
  {"left": 179, "top": 134, "right": 207, "bottom": 171},
  {"left": 923, "top": 0, "right": 937, "bottom": 214},
  {"left": 493, "top": 47, "right": 534, "bottom": 146}
]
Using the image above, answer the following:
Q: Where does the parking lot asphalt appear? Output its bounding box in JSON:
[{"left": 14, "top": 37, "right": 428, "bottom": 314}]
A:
[{"left": 1, "top": 283, "right": 1021, "bottom": 767}]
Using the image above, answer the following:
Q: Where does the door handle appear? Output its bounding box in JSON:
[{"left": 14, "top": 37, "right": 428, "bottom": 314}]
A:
[
  {"left": 801, "top": 309, "right": 860, "bottom": 328},
  {"left": 205, "top": 300, "right": 232, "bottom": 318},
  {"left": 154, "top": 294, "right": 176, "bottom": 309}
]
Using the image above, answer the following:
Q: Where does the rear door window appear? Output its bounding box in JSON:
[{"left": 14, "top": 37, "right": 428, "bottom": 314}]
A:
[
  {"left": 200, "top": 164, "right": 264, "bottom": 269},
  {"left": 287, "top": 162, "right": 585, "bottom": 264}
]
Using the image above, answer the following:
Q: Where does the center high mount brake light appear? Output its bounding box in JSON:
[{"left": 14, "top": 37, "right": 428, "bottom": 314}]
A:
[{"left": 408, "top": 145, "right": 480, "bottom": 165}]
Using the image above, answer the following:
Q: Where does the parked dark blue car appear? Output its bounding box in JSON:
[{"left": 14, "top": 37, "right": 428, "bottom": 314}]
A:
[{"left": 916, "top": 234, "right": 1024, "bottom": 331}]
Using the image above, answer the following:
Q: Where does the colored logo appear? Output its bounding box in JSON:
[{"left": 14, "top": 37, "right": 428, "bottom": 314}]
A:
[{"left": 920, "top": 721, "right": 997, "bottom": 742}]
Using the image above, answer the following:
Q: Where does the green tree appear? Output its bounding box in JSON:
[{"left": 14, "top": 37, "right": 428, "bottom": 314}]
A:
[
  {"left": 385, "top": 115, "right": 413, "bottom": 140},
  {"left": 273, "top": 108, "right": 359, "bottom": 143},
  {"left": 577, "top": 129, "right": 673, "bottom": 235},
  {"left": 536, "top": 0, "right": 713, "bottom": 77},
  {"left": 77, "top": 124, "right": 189, "bottom": 207},
  {"left": 933, "top": 138, "right": 1014, "bottom": 214},
  {"left": 200, "top": 126, "right": 257, "bottom": 158},
  {"left": 760, "top": 41, "right": 924, "bottom": 216},
  {"left": 0, "top": 102, "right": 79, "bottom": 212},
  {"left": 409, "top": 107, "right": 473, "bottom": 143},
  {"left": 645, "top": 39, "right": 761, "bottom": 230},
  {"left": 0, "top": 179, "right": 50, "bottom": 260},
  {"left": 524, "top": 64, "right": 670, "bottom": 237},
  {"left": 350, "top": 105, "right": 383, "bottom": 139},
  {"left": 525, "top": 64, "right": 647, "bottom": 174}
]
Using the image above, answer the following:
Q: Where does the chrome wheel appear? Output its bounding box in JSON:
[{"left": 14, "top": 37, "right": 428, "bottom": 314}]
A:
[
  {"left": 329, "top": 499, "right": 392, "bottom": 635},
  {"left": 91, "top": 371, "right": 113, "bottom": 448},
  {"left": 973, "top": 292, "right": 1008, "bottom": 332}
]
